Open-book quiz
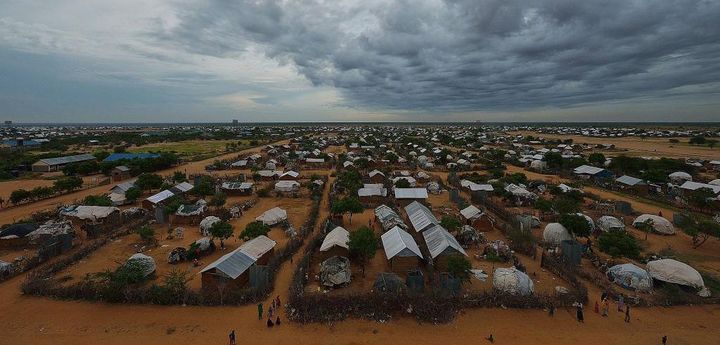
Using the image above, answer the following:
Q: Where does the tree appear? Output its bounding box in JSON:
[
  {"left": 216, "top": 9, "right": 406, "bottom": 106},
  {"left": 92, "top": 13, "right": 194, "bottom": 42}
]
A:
[
  {"left": 689, "top": 135, "right": 707, "bottom": 145},
  {"left": 210, "top": 221, "right": 234, "bottom": 249},
  {"left": 192, "top": 175, "right": 215, "bottom": 196},
  {"left": 10, "top": 189, "right": 30, "bottom": 205},
  {"left": 440, "top": 215, "right": 462, "bottom": 232},
  {"left": 135, "top": 173, "right": 164, "bottom": 191},
  {"left": 385, "top": 152, "right": 399, "bottom": 164},
  {"left": 394, "top": 178, "right": 411, "bottom": 188},
  {"left": 588, "top": 152, "right": 606, "bottom": 166},
  {"left": 209, "top": 192, "right": 227, "bottom": 209},
  {"left": 53, "top": 176, "right": 83, "bottom": 193},
  {"left": 559, "top": 213, "right": 592, "bottom": 238},
  {"left": 683, "top": 219, "right": 720, "bottom": 249},
  {"left": 543, "top": 152, "right": 563, "bottom": 170},
  {"left": 172, "top": 171, "right": 187, "bottom": 183},
  {"left": 241, "top": 222, "right": 270, "bottom": 239},
  {"left": 446, "top": 255, "right": 472, "bottom": 284},
  {"left": 598, "top": 230, "right": 640, "bottom": 259},
  {"left": 163, "top": 269, "right": 192, "bottom": 304},
  {"left": 534, "top": 198, "right": 553, "bottom": 213},
  {"left": 348, "top": 226, "right": 377, "bottom": 277},
  {"left": 687, "top": 187, "right": 717, "bottom": 210},
  {"left": 125, "top": 187, "right": 142, "bottom": 202},
  {"left": 136, "top": 225, "right": 156, "bottom": 245},
  {"left": 331, "top": 197, "right": 364, "bottom": 224},
  {"left": 83, "top": 194, "right": 113, "bottom": 206},
  {"left": 552, "top": 196, "right": 581, "bottom": 214}
]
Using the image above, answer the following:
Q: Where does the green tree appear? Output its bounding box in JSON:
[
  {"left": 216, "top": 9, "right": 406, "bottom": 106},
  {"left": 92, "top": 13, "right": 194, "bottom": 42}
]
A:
[
  {"left": 559, "top": 213, "right": 592, "bottom": 238},
  {"left": 543, "top": 152, "right": 563, "bottom": 170},
  {"left": 683, "top": 219, "right": 720, "bottom": 249},
  {"left": 53, "top": 176, "right": 83, "bottom": 193},
  {"left": 588, "top": 152, "right": 606, "bottom": 166},
  {"left": 385, "top": 152, "right": 399, "bottom": 164},
  {"left": 136, "top": 225, "right": 156, "bottom": 245},
  {"left": 192, "top": 175, "right": 215, "bottom": 196},
  {"left": 687, "top": 187, "right": 717, "bottom": 210},
  {"left": 135, "top": 173, "right": 164, "bottom": 191},
  {"left": 394, "top": 178, "right": 411, "bottom": 188},
  {"left": 209, "top": 192, "right": 227, "bottom": 209},
  {"left": 446, "top": 255, "right": 472, "bottom": 284},
  {"left": 172, "top": 171, "right": 187, "bottom": 183},
  {"left": 124, "top": 187, "right": 142, "bottom": 202},
  {"left": 440, "top": 215, "right": 462, "bottom": 232},
  {"left": 241, "top": 222, "right": 270, "bottom": 239},
  {"left": 10, "top": 189, "right": 30, "bottom": 205},
  {"left": 598, "top": 230, "right": 640, "bottom": 258},
  {"left": 210, "top": 221, "right": 234, "bottom": 248},
  {"left": 552, "top": 196, "right": 581, "bottom": 214},
  {"left": 331, "top": 197, "right": 364, "bottom": 224},
  {"left": 348, "top": 226, "right": 377, "bottom": 277},
  {"left": 83, "top": 194, "right": 113, "bottom": 206}
]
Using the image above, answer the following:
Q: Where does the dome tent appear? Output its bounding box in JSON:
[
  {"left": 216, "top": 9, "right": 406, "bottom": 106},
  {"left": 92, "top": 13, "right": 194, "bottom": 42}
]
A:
[
  {"left": 493, "top": 267, "right": 534, "bottom": 296},
  {"left": 633, "top": 214, "right": 675, "bottom": 235},
  {"left": 597, "top": 216, "right": 625, "bottom": 232},
  {"left": 668, "top": 171, "right": 692, "bottom": 184},
  {"left": 607, "top": 263, "right": 653, "bottom": 292},
  {"left": 199, "top": 216, "right": 221, "bottom": 236},
  {"left": 543, "top": 223, "right": 572, "bottom": 245},
  {"left": 126, "top": 253, "right": 156, "bottom": 277},
  {"left": 646, "top": 259, "right": 706, "bottom": 295},
  {"left": 709, "top": 179, "right": 720, "bottom": 186}
]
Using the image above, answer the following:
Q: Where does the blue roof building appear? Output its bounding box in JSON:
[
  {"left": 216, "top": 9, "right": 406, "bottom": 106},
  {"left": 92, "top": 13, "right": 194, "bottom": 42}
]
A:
[{"left": 103, "top": 153, "right": 161, "bottom": 162}]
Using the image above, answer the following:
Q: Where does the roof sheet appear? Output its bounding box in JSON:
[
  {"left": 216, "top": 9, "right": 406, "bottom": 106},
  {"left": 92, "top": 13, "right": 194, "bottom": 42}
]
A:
[
  {"left": 320, "top": 227, "right": 350, "bottom": 252},
  {"left": 394, "top": 188, "right": 428, "bottom": 199},
  {"left": 38, "top": 154, "right": 95, "bottom": 166},
  {"left": 103, "top": 153, "right": 160, "bottom": 162},
  {"left": 381, "top": 226, "right": 423, "bottom": 259},
  {"left": 404, "top": 201, "right": 437, "bottom": 232},
  {"left": 422, "top": 224, "right": 467, "bottom": 259}
]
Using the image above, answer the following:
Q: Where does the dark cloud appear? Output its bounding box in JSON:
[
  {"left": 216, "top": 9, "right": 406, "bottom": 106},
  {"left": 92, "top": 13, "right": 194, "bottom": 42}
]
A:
[{"left": 156, "top": 0, "right": 720, "bottom": 113}]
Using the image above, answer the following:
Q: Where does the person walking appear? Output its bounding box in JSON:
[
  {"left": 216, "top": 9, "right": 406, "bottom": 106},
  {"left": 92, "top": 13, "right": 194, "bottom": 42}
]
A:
[
  {"left": 267, "top": 317, "right": 274, "bottom": 328},
  {"left": 257, "top": 302, "right": 264, "bottom": 320},
  {"left": 594, "top": 300, "right": 599, "bottom": 314},
  {"left": 548, "top": 303, "right": 555, "bottom": 317},
  {"left": 229, "top": 330, "right": 236, "bottom": 345},
  {"left": 662, "top": 335, "right": 667, "bottom": 344},
  {"left": 618, "top": 294, "right": 625, "bottom": 312},
  {"left": 576, "top": 303, "right": 584, "bottom": 323},
  {"left": 275, "top": 316, "right": 281, "bottom": 326},
  {"left": 276, "top": 295, "right": 281, "bottom": 308},
  {"left": 624, "top": 304, "right": 631, "bottom": 323},
  {"left": 269, "top": 304, "right": 274, "bottom": 318},
  {"left": 601, "top": 298, "right": 609, "bottom": 317}
]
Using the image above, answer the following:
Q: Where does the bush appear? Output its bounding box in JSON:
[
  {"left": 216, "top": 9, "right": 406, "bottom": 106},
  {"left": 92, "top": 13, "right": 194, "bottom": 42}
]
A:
[
  {"left": 598, "top": 230, "right": 640, "bottom": 258},
  {"left": 348, "top": 226, "right": 377, "bottom": 276},
  {"left": 125, "top": 187, "right": 142, "bottom": 202},
  {"left": 83, "top": 194, "right": 113, "bottom": 206},
  {"left": 447, "top": 256, "right": 472, "bottom": 283},
  {"left": 558, "top": 213, "right": 591, "bottom": 238},
  {"left": 241, "top": 222, "right": 270, "bottom": 239},
  {"left": 136, "top": 225, "right": 156, "bottom": 244},
  {"left": 440, "top": 215, "right": 462, "bottom": 232}
]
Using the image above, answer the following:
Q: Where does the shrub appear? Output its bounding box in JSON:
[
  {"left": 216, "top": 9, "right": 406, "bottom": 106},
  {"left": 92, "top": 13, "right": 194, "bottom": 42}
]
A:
[
  {"left": 83, "top": 194, "right": 113, "bottom": 206},
  {"left": 241, "top": 222, "right": 270, "bottom": 239},
  {"left": 447, "top": 256, "right": 472, "bottom": 283},
  {"left": 558, "top": 213, "right": 591, "bottom": 238},
  {"left": 440, "top": 215, "right": 462, "bottom": 232},
  {"left": 598, "top": 230, "right": 640, "bottom": 258},
  {"left": 136, "top": 225, "right": 156, "bottom": 244},
  {"left": 125, "top": 187, "right": 142, "bottom": 202},
  {"left": 348, "top": 226, "right": 377, "bottom": 276}
]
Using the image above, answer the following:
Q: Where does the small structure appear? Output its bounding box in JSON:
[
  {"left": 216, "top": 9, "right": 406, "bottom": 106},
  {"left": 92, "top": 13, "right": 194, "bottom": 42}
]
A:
[
  {"left": 319, "top": 256, "right": 351, "bottom": 288},
  {"left": 597, "top": 216, "right": 625, "bottom": 233},
  {"left": 279, "top": 170, "right": 300, "bottom": 181},
  {"left": 392, "top": 176, "right": 417, "bottom": 187},
  {"left": 60, "top": 205, "right": 122, "bottom": 229},
  {"left": 404, "top": 201, "right": 438, "bottom": 233},
  {"left": 173, "top": 199, "right": 208, "bottom": 225},
  {"left": 668, "top": 171, "right": 693, "bottom": 184},
  {"left": 381, "top": 226, "right": 423, "bottom": 273},
  {"left": 460, "top": 205, "right": 492, "bottom": 230},
  {"left": 358, "top": 183, "right": 388, "bottom": 205},
  {"left": 200, "top": 235, "right": 276, "bottom": 290},
  {"left": 373, "top": 272, "right": 406, "bottom": 294},
  {"left": 199, "top": 216, "right": 221, "bottom": 236},
  {"left": 143, "top": 190, "right": 175, "bottom": 210},
  {"left": 126, "top": 253, "right": 156, "bottom": 277},
  {"left": 32, "top": 154, "right": 96, "bottom": 172},
  {"left": 633, "top": 214, "right": 675, "bottom": 235},
  {"left": 422, "top": 224, "right": 467, "bottom": 269},
  {"left": 319, "top": 226, "right": 350, "bottom": 260},
  {"left": 573, "top": 165, "right": 614, "bottom": 180},
  {"left": 607, "top": 263, "right": 653, "bottom": 292},
  {"left": 615, "top": 175, "right": 648, "bottom": 194},
  {"left": 394, "top": 188, "right": 429, "bottom": 203},
  {"left": 368, "top": 169, "right": 386, "bottom": 183},
  {"left": 275, "top": 180, "right": 300, "bottom": 193},
  {"left": 542, "top": 223, "right": 572, "bottom": 245},
  {"left": 111, "top": 166, "right": 131, "bottom": 182},
  {"left": 103, "top": 153, "right": 160, "bottom": 162},
  {"left": 255, "top": 207, "right": 288, "bottom": 226},
  {"left": 374, "top": 205, "right": 407, "bottom": 231},
  {"left": 493, "top": 267, "right": 534, "bottom": 296},
  {"left": 646, "top": 259, "right": 708, "bottom": 296},
  {"left": 221, "top": 181, "right": 254, "bottom": 196}
]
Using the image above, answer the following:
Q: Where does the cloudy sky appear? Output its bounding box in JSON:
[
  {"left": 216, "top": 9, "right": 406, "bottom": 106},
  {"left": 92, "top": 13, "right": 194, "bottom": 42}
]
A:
[{"left": 1, "top": 0, "right": 720, "bottom": 123}]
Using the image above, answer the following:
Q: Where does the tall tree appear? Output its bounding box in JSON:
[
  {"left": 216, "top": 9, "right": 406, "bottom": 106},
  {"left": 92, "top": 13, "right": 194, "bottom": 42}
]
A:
[{"left": 348, "top": 226, "right": 377, "bottom": 277}]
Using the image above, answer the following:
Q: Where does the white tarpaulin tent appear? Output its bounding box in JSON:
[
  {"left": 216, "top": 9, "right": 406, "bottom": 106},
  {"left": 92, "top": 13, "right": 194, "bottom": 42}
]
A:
[
  {"left": 320, "top": 226, "right": 350, "bottom": 252},
  {"left": 493, "top": 267, "right": 534, "bottom": 296},
  {"left": 255, "top": 207, "right": 288, "bottom": 226},
  {"left": 127, "top": 253, "right": 156, "bottom": 277},
  {"left": 543, "top": 223, "right": 572, "bottom": 245},
  {"left": 199, "top": 216, "right": 221, "bottom": 236},
  {"left": 646, "top": 259, "right": 706, "bottom": 294},
  {"left": 597, "top": 216, "right": 625, "bottom": 232},
  {"left": 633, "top": 214, "right": 675, "bottom": 235},
  {"left": 608, "top": 263, "right": 653, "bottom": 292}
]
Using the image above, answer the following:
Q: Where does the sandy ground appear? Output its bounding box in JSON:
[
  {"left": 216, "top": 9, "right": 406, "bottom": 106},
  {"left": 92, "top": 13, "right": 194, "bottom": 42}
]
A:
[
  {"left": 508, "top": 130, "right": 720, "bottom": 160},
  {"left": 2, "top": 145, "right": 720, "bottom": 344}
]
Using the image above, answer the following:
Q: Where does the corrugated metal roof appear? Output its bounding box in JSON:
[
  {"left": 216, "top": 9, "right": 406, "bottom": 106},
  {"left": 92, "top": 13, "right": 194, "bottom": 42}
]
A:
[
  {"left": 394, "top": 188, "right": 428, "bottom": 199},
  {"left": 103, "top": 153, "right": 160, "bottom": 162},
  {"left": 616, "top": 175, "right": 644, "bottom": 186},
  {"left": 679, "top": 181, "right": 720, "bottom": 194},
  {"left": 573, "top": 165, "right": 605, "bottom": 175},
  {"left": 146, "top": 190, "right": 175, "bottom": 204},
  {"left": 422, "top": 225, "right": 467, "bottom": 259},
  {"left": 174, "top": 182, "right": 194, "bottom": 193},
  {"left": 381, "top": 226, "right": 423, "bottom": 260},
  {"left": 460, "top": 205, "right": 482, "bottom": 220},
  {"left": 320, "top": 227, "right": 350, "bottom": 252},
  {"left": 200, "top": 248, "right": 256, "bottom": 279},
  {"left": 404, "top": 201, "right": 437, "bottom": 232},
  {"left": 239, "top": 235, "right": 276, "bottom": 259},
  {"left": 221, "top": 181, "right": 253, "bottom": 190},
  {"left": 37, "top": 154, "right": 95, "bottom": 166}
]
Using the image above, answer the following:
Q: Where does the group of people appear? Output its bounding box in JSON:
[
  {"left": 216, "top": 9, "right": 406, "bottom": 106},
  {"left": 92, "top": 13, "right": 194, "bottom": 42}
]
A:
[
  {"left": 593, "top": 292, "right": 631, "bottom": 322},
  {"left": 257, "top": 295, "right": 283, "bottom": 328}
]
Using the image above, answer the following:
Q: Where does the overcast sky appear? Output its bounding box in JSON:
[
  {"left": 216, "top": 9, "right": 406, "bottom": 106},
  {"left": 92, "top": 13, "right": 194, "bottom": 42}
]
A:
[{"left": 1, "top": 0, "right": 720, "bottom": 123}]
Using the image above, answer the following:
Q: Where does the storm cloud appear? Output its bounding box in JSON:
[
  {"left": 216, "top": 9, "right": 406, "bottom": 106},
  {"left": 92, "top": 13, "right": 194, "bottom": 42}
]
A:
[{"left": 159, "top": 0, "right": 720, "bottom": 112}]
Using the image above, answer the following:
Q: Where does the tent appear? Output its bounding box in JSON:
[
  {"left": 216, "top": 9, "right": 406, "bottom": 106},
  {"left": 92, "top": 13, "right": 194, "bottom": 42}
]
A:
[
  {"left": 0, "top": 223, "right": 37, "bottom": 239},
  {"left": 646, "top": 259, "right": 706, "bottom": 292},
  {"left": 493, "top": 267, "right": 534, "bottom": 296},
  {"left": 373, "top": 272, "right": 406, "bottom": 294},
  {"left": 607, "top": 263, "right": 653, "bottom": 292},
  {"left": 255, "top": 207, "right": 288, "bottom": 226},
  {"left": 668, "top": 171, "right": 692, "bottom": 184},
  {"left": 543, "top": 223, "right": 572, "bottom": 245},
  {"left": 320, "top": 226, "right": 350, "bottom": 252},
  {"left": 199, "top": 216, "right": 221, "bottom": 236},
  {"left": 126, "top": 253, "right": 156, "bottom": 277},
  {"left": 633, "top": 214, "right": 675, "bottom": 235},
  {"left": 597, "top": 216, "right": 625, "bottom": 232}
]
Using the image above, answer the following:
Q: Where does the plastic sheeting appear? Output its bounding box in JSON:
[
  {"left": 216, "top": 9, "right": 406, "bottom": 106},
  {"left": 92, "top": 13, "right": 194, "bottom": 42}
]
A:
[
  {"left": 493, "top": 267, "right": 534, "bottom": 296},
  {"left": 608, "top": 263, "right": 653, "bottom": 292},
  {"left": 199, "top": 216, "right": 221, "bottom": 236},
  {"left": 633, "top": 214, "right": 675, "bottom": 235},
  {"left": 543, "top": 223, "right": 572, "bottom": 245},
  {"left": 319, "top": 256, "right": 351, "bottom": 287},
  {"left": 597, "top": 216, "right": 625, "bottom": 232},
  {"left": 127, "top": 253, "right": 156, "bottom": 277},
  {"left": 255, "top": 207, "right": 288, "bottom": 226},
  {"left": 646, "top": 259, "right": 705, "bottom": 290}
]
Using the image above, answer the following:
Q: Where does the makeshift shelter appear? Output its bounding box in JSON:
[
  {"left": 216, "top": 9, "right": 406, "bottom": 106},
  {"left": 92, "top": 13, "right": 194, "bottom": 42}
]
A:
[
  {"left": 426, "top": 181, "right": 441, "bottom": 194},
  {"left": 221, "top": 182, "right": 254, "bottom": 196},
  {"left": 373, "top": 272, "right": 406, "bottom": 294},
  {"left": 126, "top": 253, "right": 156, "bottom": 277},
  {"left": 60, "top": 205, "right": 121, "bottom": 225},
  {"left": 543, "top": 223, "right": 572, "bottom": 245},
  {"left": 381, "top": 226, "right": 423, "bottom": 273},
  {"left": 274, "top": 180, "right": 300, "bottom": 193},
  {"left": 597, "top": 216, "right": 625, "bottom": 232},
  {"left": 457, "top": 225, "right": 482, "bottom": 246},
  {"left": 646, "top": 259, "right": 707, "bottom": 295},
  {"left": 374, "top": 205, "right": 406, "bottom": 231},
  {"left": 27, "top": 221, "right": 74, "bottom": 245},
  {"left": 174, "top": 200, "right": 208, "bottom": 224},
  {"left": 319, "top": 226, "right": 350, "bottom": 260},
  {"left": 633, "top": 214, "right": 675, "bottom": 235},
  {"left": 0, "top": 260, "right": 13, "bottom": 278},
  {"left": 668, "top": 171, "right": 693, "bottom": 184},
  {"left": 199, "top": 216, "right": 221, "bottom": 236},
  {"left": 576, "top": 213, "right": 596, "bottom": 233},
  {"left": 460, "top": 205, "right": 493, "bottom": 230},
  {"left": 394, "top": 188, "right": 429, "bottom": 202},
  {"left": 0, "top": 223, "right": 37, "bottom": 247},
  {"left": 143, "top": 190, "right": 175, "bottom": 210},
  {"left": 484, "top": 240, "right": 512, "bottom": 262},
  {"left": 493, "top": 267, "right": 534, "bottom": 296},
  {"left": 319, "top": 256, "right": 351, "bottom": 288},
  {"left": 607, "top": 263, "right": 653, "bottom": 292},
  {"left": 255, "top": 207, "right": 288, "bottom": 226}
]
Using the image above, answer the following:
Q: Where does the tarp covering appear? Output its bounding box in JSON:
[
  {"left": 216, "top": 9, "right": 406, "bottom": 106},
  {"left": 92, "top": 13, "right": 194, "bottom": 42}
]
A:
[
  {"left": 127, "top": 253, "right": 156, "bottom": 277},
  {"left": 60, "top": 205, "right": 119, "bottom": 221},
  {"left": 373, "top": 272, "right": 406, "bottom": 293},
  {"left": 320, "top": 226, "right": 350, "bottom": 252},
  {"left": 633, "top": 214, "right": 675, "bottom": 235},
  {"left": 543, "top": 223, "right": 572, "bottom": 245},
  {"left": 199, "top": 216, "right": 221, "bottom": 236},
  {"left": 608, "top": 263, "right": 653, "bottom": 292},
  {"left": 27, "top": 221, "right": 73, "bottom": 242},
  {"left": 255, "top": 207, "right": 288, "bottom": 226},
  {"left": 493, "top": 267, "right": 534, "bottom": 296},
  {"left": 319, "top": 256, "right": 351, "bottom": 287},
  {"left": 597, "top": 216, "right": 625, "bottom": 232},
  {"left": 0, "top": 223, "right": 37, "bottom": 238},
  {"left": 646, "top": 259, "right": 705, "bottom": 290}
]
